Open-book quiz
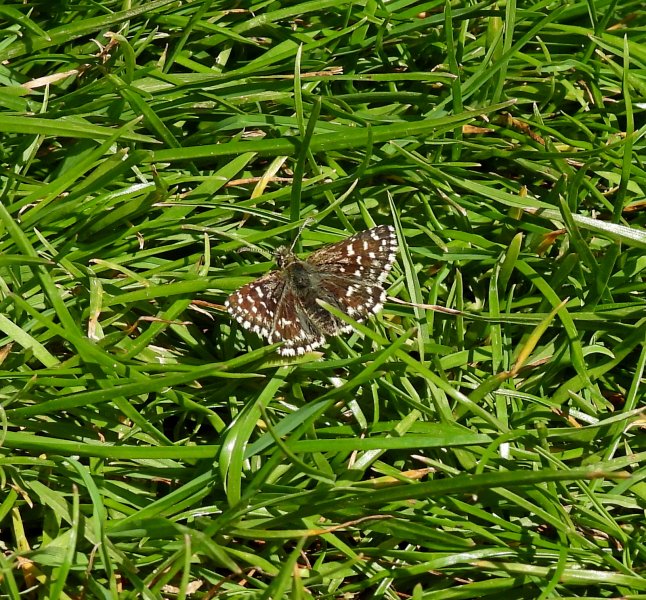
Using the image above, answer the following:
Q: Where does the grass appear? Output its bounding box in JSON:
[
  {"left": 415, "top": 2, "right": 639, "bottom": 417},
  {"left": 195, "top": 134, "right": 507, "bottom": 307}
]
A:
[{"left": 0, "top": 0, "right": 645, "bottom": 598}]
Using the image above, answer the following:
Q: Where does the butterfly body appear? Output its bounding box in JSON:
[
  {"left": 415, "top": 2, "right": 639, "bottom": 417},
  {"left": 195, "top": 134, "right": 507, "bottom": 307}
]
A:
[{"left": 226, "top": 225, "right": 397, "bottom": 356}]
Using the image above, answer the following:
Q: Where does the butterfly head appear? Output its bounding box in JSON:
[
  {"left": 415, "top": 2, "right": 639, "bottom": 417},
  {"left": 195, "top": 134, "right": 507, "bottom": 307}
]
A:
[{"left": 274, "top": 245, "right": 298, "bottom": 269}]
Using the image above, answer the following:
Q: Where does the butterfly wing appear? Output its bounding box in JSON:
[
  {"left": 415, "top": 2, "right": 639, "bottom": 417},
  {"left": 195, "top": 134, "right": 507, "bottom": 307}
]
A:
[
  {"left": 303, "top": 225, "right": 396, "bottom": 332},
  {"left": 304, "top": 273, "right": 388, "bottom": 335},
  {"left": 270, "top": 285, "right": 326, "bottom": 356},
  {"left": 225, "top": 271, "right": 287, "bottom": 342},
  {"left": 306, "top": 225, "right": 397, "bottom": 283},
  {"left": 226, "top": 270, "right": 326, "bottom": 355}
]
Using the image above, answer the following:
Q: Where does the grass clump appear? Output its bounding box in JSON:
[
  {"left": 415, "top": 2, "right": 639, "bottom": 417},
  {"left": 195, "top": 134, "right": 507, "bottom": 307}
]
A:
[{"left": 0, "top": 1, "right": 644, "bottom": 598}]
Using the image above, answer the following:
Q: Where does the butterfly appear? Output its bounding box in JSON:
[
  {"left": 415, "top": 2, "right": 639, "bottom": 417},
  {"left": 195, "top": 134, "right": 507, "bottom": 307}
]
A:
[{"left": 225, "top": 225, "right": 398, "bottom": 355}]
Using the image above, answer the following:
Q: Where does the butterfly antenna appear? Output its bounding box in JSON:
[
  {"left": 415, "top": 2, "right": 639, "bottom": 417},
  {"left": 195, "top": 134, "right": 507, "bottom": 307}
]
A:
[
  {"left": 236, "top": 245, "right": 273, "bottom": 261},
  {"left": 289, "top": 217, "right": 315, "bottom": 253}
]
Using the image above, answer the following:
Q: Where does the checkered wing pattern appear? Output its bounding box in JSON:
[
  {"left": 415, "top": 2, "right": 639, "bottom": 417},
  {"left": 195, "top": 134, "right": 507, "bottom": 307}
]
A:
[
  {"left": 306, "top": 225, "right": 398, "bottom": 283},
  {"left": 225, "top": 225, "right": 398, "bottom": 356},
  {"left": 270, "top": 285, "right": 327, "bottom": 354},
  {"left": 226, "top": 278, "right": 328, "bottom": 355},
  {"left": 225, "top": 272, "right": 286, "bottom": 341}
]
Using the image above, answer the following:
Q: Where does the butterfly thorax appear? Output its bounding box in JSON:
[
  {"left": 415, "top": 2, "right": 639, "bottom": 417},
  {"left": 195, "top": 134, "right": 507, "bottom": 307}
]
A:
[{"left": 274, "top": 247, "right": 318, "bottom": 293}]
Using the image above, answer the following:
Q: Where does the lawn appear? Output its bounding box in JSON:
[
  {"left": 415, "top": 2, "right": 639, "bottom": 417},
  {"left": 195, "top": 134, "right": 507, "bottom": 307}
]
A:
[{"left": 0, "top": 0, "right": 645, "bottom": 598}]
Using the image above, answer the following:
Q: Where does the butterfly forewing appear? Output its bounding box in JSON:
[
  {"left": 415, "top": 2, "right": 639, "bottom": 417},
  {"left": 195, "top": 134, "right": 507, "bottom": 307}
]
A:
[
  {"left": 225, "top": 272, "right": 286, "bottom": 340},
  {"left": 307, "top": 225, "right": 398, "bottom": 283}
]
